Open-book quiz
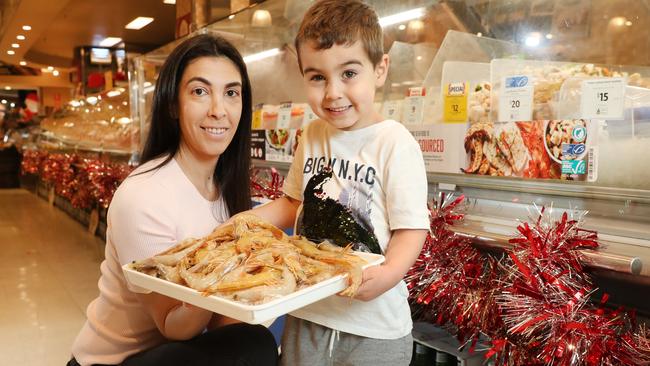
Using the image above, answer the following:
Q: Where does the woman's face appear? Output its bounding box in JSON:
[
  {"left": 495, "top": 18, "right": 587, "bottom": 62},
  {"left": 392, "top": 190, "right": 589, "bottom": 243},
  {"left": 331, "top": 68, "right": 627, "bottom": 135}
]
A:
[{"left": 177, "top": 56, "right": 243, "bottom": 162}]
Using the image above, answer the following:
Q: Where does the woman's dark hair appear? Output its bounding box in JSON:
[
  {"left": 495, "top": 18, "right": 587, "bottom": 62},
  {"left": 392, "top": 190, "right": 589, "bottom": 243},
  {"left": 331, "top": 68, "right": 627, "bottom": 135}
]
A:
[{"left": 140, "top": 33, "right": 252, "bottom": 215}]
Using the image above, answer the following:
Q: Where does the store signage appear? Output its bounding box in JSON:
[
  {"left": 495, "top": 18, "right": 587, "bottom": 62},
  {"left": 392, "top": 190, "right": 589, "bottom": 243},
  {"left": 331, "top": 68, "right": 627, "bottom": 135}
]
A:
[
  {"left": 443, "top": 82, "right": 468, "bottom": 123},
  {"left": 407, "top": 124, "right": 465, "bottom": 173},
  {"left": 580, "top": 77, "right": 626, "bottom": 120},
  {"left": 498, "top": 75, "right": 534, "bottom": 122}
]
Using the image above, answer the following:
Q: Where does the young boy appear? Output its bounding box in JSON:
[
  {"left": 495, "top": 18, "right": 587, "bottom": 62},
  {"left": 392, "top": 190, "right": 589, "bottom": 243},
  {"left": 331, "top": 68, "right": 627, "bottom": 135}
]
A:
[{"left": 252, "top": 0, "right": 430, "bottom": 364}]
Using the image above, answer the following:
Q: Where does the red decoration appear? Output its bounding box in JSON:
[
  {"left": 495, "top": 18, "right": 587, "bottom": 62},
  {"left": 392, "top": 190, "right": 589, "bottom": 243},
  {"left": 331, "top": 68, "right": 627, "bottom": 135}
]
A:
[
  {"left": 407, "top": 198, "right": 650, "bottom": 365},
  {"left": 250, "top": 167, "right": 284, "bottom": 201}
]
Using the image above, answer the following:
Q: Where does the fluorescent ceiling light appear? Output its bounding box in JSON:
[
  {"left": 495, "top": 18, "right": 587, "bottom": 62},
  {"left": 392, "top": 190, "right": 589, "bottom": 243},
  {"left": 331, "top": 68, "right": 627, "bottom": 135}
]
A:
[
  {"left": 17, "top": 35, "right": 25, "bottom": 40},
  {"left": 7, "top": 50, "right": 15, "bottom": 55},
  {"left": 243, "top": 48, "right": 280, "bottom": 63},
  {"left": 125, "top": 17, "right": 154, "bottom": 30},
  {"left": 99, "top": 37, "right": 122, "bottom": 47},
  {"left": 379, "top": 8, "right": 425, "bottom": 27},
  {"left": 11, "top": 44, "right": 19, "bottom": 48},
  {"left": 163, "top": 0, "right": 176, "bottom": 4},
  {"left": 22, "top": 25, "right": 31, "bottom": 31}
]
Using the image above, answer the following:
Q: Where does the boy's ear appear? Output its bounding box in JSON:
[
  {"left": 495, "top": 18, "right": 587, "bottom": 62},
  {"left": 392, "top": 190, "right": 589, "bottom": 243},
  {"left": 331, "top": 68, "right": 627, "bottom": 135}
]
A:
[{"left": 374, "top": 54, "right": 390, "bottom": 88}]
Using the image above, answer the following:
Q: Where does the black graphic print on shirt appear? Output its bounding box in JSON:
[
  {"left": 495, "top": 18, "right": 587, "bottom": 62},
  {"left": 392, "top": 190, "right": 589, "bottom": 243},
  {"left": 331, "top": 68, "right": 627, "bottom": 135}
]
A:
[{"left": 298, "top": 165, "right": 381, "bottom": 254}]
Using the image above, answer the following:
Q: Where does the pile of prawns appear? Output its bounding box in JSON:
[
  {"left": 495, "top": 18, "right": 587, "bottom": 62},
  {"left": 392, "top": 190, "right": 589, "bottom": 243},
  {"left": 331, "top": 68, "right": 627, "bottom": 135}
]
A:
[{"left": 130, "top": 214, "right": 366, "bottom": 304}]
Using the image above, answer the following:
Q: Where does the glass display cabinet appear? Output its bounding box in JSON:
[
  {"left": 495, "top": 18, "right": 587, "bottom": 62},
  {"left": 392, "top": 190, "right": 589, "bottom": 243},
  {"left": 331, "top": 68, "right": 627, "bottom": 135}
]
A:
[{"left": 130, "top": 0, "right": 650, "bottom": 333}]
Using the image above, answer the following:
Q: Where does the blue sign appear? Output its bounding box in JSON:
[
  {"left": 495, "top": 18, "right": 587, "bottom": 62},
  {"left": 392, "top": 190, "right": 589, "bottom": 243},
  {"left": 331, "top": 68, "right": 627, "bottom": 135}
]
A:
[
  {"left": 561, "top": 143, "right": 586, "bottom": 157},
  {"left": 505, "top": 76, "right": 529, "bottom": 88}
]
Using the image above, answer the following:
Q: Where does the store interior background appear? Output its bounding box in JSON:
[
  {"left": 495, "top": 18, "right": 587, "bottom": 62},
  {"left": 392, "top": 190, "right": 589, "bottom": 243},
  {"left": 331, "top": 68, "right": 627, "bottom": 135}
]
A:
[{"left": 0, "top": 0, "right": 649, "bottom": 365}]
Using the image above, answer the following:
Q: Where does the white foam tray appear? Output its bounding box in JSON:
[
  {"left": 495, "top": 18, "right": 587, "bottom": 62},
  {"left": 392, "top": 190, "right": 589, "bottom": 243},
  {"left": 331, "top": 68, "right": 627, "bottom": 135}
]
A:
[{"left": 123, "top": 252, "right": 384, "bottom": 324}]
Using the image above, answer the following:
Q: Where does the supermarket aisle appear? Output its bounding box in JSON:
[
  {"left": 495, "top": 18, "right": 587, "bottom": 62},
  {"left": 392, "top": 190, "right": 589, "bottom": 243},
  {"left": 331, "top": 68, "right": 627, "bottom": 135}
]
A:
[{"left": 0, "top": 189, "right": 103, "bottom": 366}]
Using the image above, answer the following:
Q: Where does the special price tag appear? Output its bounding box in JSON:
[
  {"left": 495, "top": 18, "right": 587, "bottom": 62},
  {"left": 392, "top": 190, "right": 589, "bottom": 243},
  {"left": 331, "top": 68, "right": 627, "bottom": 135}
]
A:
[
  {"left": 277, "top": 102, "right": 292, "bottom": 129},
  {"left": 498, "top": 75, "right": 534, "bottom": 122},
  {"left": 580, "top": 77, "right": 626, "bottom": 120},
  {"left": 443, "top": 82, "right": 468, "bottom": 123}
]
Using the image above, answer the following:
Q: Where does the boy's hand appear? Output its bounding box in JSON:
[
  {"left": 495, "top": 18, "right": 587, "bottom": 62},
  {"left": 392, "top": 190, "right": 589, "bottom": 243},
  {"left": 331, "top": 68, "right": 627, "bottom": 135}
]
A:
[{"left": 352, "top": 264, "right": 397, "bottom": 301}]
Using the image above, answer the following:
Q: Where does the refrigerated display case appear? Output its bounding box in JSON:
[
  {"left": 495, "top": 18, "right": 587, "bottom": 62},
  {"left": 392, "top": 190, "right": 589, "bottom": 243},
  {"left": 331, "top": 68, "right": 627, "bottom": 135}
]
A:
[{"left": 129, "top": 0, "right": 650, "bottom": 327}]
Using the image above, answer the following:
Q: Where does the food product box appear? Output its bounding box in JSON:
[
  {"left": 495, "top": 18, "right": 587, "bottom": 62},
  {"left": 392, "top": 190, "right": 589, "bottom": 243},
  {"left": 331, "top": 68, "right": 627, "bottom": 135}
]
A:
[{"left": 123, "top": 252, "right": 384, "bottom": 325}]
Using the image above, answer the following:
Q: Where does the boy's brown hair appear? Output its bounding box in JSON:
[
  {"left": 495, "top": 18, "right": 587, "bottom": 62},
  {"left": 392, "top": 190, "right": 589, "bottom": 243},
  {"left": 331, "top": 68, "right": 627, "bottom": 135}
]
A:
[{"left": 295, "top": 0, "right": 384, "bottom": 69}]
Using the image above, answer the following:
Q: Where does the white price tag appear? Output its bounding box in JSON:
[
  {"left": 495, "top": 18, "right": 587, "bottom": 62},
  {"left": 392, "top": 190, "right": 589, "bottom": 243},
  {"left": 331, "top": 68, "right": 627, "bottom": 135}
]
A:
[
  {"left": 580, "top": 78, "right": 626, "bottom": 120},
  {"left": 277, "top": 102, "right": 292, "bottom": 129},
  {"left": 498, "top": 75, "right": 534, "bottom": 122},
  {"left": 382, "top": 100, "right": 401, "bottom": 120},
  {"left": 302, "top": 105, "right": 318, "bottom": 125},
  {"left": 404, "top": 87, "right": 425, "bottom": 125}
]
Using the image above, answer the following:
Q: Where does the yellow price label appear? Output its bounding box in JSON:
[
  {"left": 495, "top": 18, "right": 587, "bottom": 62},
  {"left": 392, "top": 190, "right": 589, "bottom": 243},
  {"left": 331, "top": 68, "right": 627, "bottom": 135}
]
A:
[
  {"left": 443, "top": 82, "right": 468, "bottom": 123},
  {"left": 252, "top": 105, "right": 263, "bottom": 129}
]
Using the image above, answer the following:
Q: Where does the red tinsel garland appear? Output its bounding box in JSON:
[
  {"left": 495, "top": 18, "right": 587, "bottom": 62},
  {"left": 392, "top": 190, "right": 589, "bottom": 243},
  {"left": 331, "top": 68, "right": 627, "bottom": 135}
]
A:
[
  {"left": 250, "top": 167, "right": 284, "bottom": 201},
  {"left": 406, "top": 197, "right": 650, "bottom": 365}
]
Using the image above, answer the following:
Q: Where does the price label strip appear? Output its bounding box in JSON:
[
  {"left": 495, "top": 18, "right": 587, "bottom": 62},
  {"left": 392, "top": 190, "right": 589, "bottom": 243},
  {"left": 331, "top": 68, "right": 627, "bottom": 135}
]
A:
[
  {"left": 498, "top": 75, "right": 534, "bottom": 122},
  {"left": 277, "top": 102, "right": 292, "bottom": 129},
  {"left": 443, "top": 82, "right": 468, "bottom": 123},
  {"left": 580, "top": 77, "right": 626, "bottom": 120}
]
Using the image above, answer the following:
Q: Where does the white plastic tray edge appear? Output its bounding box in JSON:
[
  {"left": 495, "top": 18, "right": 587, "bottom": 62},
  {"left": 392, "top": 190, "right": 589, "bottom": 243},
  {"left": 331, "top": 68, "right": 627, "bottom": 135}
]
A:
[{"left": 123, "top": 252, "right": 385, "bottom": 324}]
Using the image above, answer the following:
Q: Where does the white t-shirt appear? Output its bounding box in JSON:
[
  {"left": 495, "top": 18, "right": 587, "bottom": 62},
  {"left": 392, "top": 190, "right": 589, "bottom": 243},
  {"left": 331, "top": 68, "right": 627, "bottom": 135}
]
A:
[
  {"left": 71, "top": 156, "right": 228, "bottom": 366},
  {"left": 283, "top": 119, "right": 430, "bottom": 339}
]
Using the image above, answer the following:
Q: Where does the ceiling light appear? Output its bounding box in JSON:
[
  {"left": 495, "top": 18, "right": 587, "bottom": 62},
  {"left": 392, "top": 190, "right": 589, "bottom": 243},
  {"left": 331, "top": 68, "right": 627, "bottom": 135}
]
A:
[
  {"left": 53, "top": 70, "right": 60, "bottom": 76},
  {"left": 398, "top": 24, "right": 406, "bottom": 30},
  {"left": 47, "top": 66, "right": 54, "bottom": 71},
  {"left": 11, "top": 43, "right": 19, "bottom": 48},
  {"left": 524, "top": 32, "right": 541, "bottom": 47},
  {"left": 229, "top": 14, "right": 235, "bottom": 20},
  {"left": 625, "top": 20, "right": 633, "bottom": 26},
  {"left": 251, "top": 10, "right": 272, "bottom": 27},
  {"left": 546, "top": 33, "right": 553, "bottom": 39},
  {"left": 1, "top": 100, "right": 5, "bottom": 104},
  {"left": 86, "top": 96, "right": 98, "bottom": 105},
  {"left": 22, "top": 25, "right": 31, "bottom": 31},
  {"left": 10, "top": 102, "right": 15, "bottom": 107},
  {"left": 106, "top": 90, "right": 122, "bottom": 97},
  {"left": 243, "top": 48, "right": 280, "bottom": 63},
  {"left": 41, "top": 68, "right": 50, "bottom": 73},
  {"left": 5, "top": 86, "right": 11, "bottom": 90},
  {"left": 17, "top": 35, "right": 25, "bottom": 40},
  {"left": 379, "top": 7, "right": 425, "bottom": 27},
  {"left": 163, "top": 0, "right": 176, "bottom": 3},
  {"left": 7, "top": 50, "right": 15, "bottom": 55},
  {"left": 416, "top": 56, "right": 423, "bottom": 60},
  {"left": 19, "top": 61, "right": 26, "bottom": 66},
  {"left": 476, "top": 32, "right": 483, "bottom": 37},
  {"left": 125, "top": 17, "right": 154, "bottom": 30},
  {"left": 99, "top": 37, "right": 122, "bottom": 47},
  {"left": 611, "top": 17, "right": 626, "bottom": 27}
]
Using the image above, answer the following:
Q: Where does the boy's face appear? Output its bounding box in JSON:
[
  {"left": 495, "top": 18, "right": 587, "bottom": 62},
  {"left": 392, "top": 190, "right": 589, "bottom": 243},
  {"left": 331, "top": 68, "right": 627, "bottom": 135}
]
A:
[{"left": 300, "top": 40, "right": 388, "bottom": 131}]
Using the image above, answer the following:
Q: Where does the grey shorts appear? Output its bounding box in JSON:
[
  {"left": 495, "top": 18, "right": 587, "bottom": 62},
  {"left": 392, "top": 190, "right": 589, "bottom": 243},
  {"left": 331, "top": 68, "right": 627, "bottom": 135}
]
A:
[{"left": 280, "top": 316, "right": 413, "bottom": 366}]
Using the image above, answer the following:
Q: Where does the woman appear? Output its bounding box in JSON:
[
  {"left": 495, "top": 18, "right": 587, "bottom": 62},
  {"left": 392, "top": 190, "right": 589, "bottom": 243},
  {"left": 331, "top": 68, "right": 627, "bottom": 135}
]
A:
[{"left": 69, "top": 34, "right": 278, "bottom": 366}]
